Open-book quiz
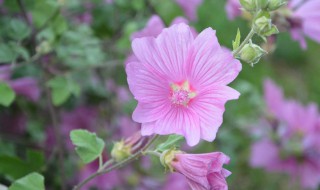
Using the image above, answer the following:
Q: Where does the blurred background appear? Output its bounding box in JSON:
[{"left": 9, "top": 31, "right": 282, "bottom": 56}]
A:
[{"left": 0, "top": 0, "right": 319, "bottom": 189}]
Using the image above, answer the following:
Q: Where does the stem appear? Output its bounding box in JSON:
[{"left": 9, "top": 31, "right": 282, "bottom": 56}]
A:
[
  {"left": 144, "top": 150, "right": 161, "bottom": 157},
  {"left": 73, "top": 135, "right": 159, "bottom": 190},
  {"left": 17, "top": 0, "right": 31, "bottom": 26},
  {"left": 98, "top": 155, "right": 103, "bottom": 169},
  {"left": 99, "top": 159, "right": 114, "bottom": 172},
  {"left": 233, "top": 29, "right": 256, "bottom": 57}
]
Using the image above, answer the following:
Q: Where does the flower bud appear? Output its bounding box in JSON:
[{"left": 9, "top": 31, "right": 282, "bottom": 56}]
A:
[
  {"left": 253, "top": 11, "right": 279, "bottom": 37},
  {"left": 239, "top": 41, "right": 266, "bottom": 66},
  {"left": 240, "top": 0, "right": 268, "bottom": 12},
  {"left": 160, "top": 149, "right": 182, "bottom": 172},
  {"left": 111, "top": 132, "right": 149, "bottom": 162},
  {"left": 267, "top": 0, "right": 287, "bottom": 11},
  {"left": 111, "top": 140, "right": 131, "bottom": 162},
  {"left": 36, "top": 41, "right": 52, "bottom": 55}
]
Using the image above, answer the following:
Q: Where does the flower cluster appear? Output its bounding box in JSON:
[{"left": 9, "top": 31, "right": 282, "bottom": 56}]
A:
[{"left": 250, "top": 79, "right": 320, "bottom": 189}]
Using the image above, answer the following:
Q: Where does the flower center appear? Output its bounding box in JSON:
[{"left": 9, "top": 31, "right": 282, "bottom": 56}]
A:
[{"left": 170, "top": 81, "right": 196, "bottom": 107}]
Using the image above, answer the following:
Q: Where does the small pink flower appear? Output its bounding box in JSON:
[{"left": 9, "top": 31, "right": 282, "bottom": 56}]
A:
[
  {"left": 175, "top": 0, "right": 203, "bottom": 21},
  {"left": 126, "top": 23, "right": 241, "bottom": 146},
  {"left": 162, "top": 151, "right": 231, "bottom": 190},
  {"left": 289, "top": 0, "right": 320, "bottom": 49},
  {"left": 225, "top": 0, "right": 242, "bottom": 20},
  {"left": 250, "top": 79, "right": 320, "bottom": 189}
]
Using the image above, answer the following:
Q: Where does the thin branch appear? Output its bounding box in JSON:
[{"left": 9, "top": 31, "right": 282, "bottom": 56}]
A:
[
  {"left": 17, "top": 0, "right": 32, "bottom": 26},
  {"left": 44, "top": 74, "right": 66, "bottom": 190},
  {"left": 73, "top": 135, "right": 159, "bottom": 190}
]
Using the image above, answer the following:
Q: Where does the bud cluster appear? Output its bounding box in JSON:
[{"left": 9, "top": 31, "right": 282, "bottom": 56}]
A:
[{"left": 240, "top": 0, "right": 287, "bottom": 12}]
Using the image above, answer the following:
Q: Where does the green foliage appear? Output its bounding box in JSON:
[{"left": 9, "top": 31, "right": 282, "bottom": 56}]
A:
[
  {"left": 8, "top": 172, "right": 45, "bottom": 190},
  {"left": 47, "top": 76, "right": 81, "bottom": 106},
  {"left": 56, "top": 25, "right": 105, "bottom": 68},
  {"left": 7, "top": 19, "right": 31, "bottom": 41},
  {"left": 70, "top": 129, "right": 105, "bottom": 163},
  {"left": 0, "top": 150, "right": 45, "bottom": 180},
  {"left": 31, "top": 0, "right": 59, "bottom": 28},
  {"left": 0, "top": 82, "right": 16, "bottom": 107},
  {"left": 0, "top": 44, "right": 18, "bottom": 63},
  {"left": 156, "top": 135, "right": 184, "bottom": 152}
]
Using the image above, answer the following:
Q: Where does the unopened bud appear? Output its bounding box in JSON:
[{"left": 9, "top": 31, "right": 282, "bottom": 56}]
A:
[
  {"left": 111, "top": 140, "right": 131, "bottom": 162},
  {"left": 240, "top": 0, "right": 268, "bottom": 12},
  {"left": 253, "top": 11, "right": 279, "bottom": 37},
  {"left": 111, "top": 132, "right": 149, "bottom": 162},
  {"left": 239, "top": 41, "right": 267, "bottom": 66},
  {"left": 267, "top": 0, "right": 287, "bottom": 11},
  {"left": 36, "top": 41, "right": 51, "bottom": 54},
  {"left": 160, "top": 149, "right": 182, "bottom": 172}
]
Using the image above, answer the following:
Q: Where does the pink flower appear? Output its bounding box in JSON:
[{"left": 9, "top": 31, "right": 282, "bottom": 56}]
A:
[
  {"left": 250, "top": 79, "right": 320, "bottom": 189},
  {"left": 126, "top": 23, "right": 241, "bottom": 146},
  {"left": 126, "top": 15, "right": 197, "bottom": 66},
  {"left": 289, "top": 0, "right": 320, "bottom": 49},
  {"left": 163, "top": 173, "right": 191, "bottom": 190},
  {"left": 175, "top": 0, "right": 203, "bottom": 21},
  {"left": 225, "top": 0, "right": 242, "bottom": 20},
  {"left": 162, "top": 151, "right": 231, "bottom": 190},
  {"left": 0, "top": 66, "right": 40, "bottom": 101}
]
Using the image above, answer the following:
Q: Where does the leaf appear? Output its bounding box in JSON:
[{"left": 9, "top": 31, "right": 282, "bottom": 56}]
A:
[
  {"left": 70, "top": 129, "right": 105, "bottom": 163},
  {"left": 156, "top": 135, "right": 184, "bottom": 152},
  {"left": 7, "top": 19, "right": 31, "bottom": 41},
  {"left": 0, "top": 150, "right": 45, "bottom": 181},
  {"left": 8, "top": 172, "right": 45, "bottom": 190},
  {"left": 232, "top": 28, "right": 241, "bottom": 50},
  {"left": 0, "top": 82, "right": 16, "bottom": 107},
  {"left": 0, "top": 44, "right": 18, "bottom": 63},
  {"left": 47, "top": 76, "right": 81, "bottom": 106}
]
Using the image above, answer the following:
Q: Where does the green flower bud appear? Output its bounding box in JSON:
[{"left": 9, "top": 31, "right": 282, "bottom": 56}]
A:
[
  {"left": 36, "top": 41, "right": 52, "bottom": 54},
  {"left": 160, "top": 149, "right": 183, "bottom": 172},
  {"left": 240, "top": 0, "right": 269, "bottom": 12},
  {"left": 239, "top": 41, "right": 267, "bottom": 66},
  {"left": 253, "top": 11, "right": 279, "bottom": 37},
  {"left": 267, "top": 0, "right": 287, "bottom": 11},
  {"left": 111, "top": 141, "right": 131, "bottom": 162}
]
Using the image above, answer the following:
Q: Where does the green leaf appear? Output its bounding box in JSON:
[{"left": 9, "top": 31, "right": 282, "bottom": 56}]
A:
[
  {"left": 70, "top": 129, "right": 105, "bottom": 163},
  {"left": 7, "top": 19, "right": 31, "bottom": 41},
  {"left": 0, "top": 150, "right": 45, "bottom": 180},
  {"left": 31, "top": 0, "right": 58, "bottom": 28},
  {"left": 0, "top": 82, "right": 16, "bottom": 107},
  {"left": 47, "top": 76, "right": 81, "bottom": 106},
  {"left": 232, "top": 28, "right": 241, "bottom": 50},
  {"left": 0, "top": 44, "right": 18, "bottom": 63},
  {"left": 8, "top": 172, "right": 45, "bottom": 190},
  {"left": 156, "top": 135, "right": 184, "bottom": 152}
]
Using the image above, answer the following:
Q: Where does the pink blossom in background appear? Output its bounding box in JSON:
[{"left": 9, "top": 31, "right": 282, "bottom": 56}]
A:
[
  {"left": 0, "top": 66, "right": 40, "bottom": 102},
  {"left": 78, "top": 158, "right": 124, "bottom": 190},
  {"left": 104, "top": 0, "right": 113, "bottom": 4},
  {"left": 175, "top": 0, "right": 203, "bottom": 21},
  {"left": 126, "top": 23, "right": 241, "bottom": 146},
  {"left": 46, "top": 106, "right": 98, "bottom": 151},
  {"left": 130, "top": 15, "right": 165, "bottom": 40},
  {"left": 225, "top": 0, "right": 242, "bottom": 20},
  {"left": 170, "top": 152, "right": 231, "bottom": 190},
  {"left": 10, "top": 78, "right": 40, "bottom": 102},
  {"left": 288, "top": 0, "right": 320, "bottom": 49},
  {"left": 250, "top": 79, "right": 320, "bottom": 189}
]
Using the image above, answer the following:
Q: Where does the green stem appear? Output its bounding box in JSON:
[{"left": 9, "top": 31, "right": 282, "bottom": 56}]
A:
[
  {"left": 73, "top": 135, "right": 159, "bottom": 190},
  {"left": 98, "top": 159, "right": 114, "bottom": 172},
  {"left": 233, "top": 29, "right": 256, "bottom": 57},
  {"left": 144, "top": 150, "right": 161, "bottom": 157}
]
